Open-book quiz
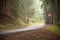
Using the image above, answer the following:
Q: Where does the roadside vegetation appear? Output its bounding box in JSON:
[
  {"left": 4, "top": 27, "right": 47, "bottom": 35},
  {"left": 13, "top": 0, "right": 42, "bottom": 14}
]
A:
[{"left": 47, "top": 25, "right": 60, "bottom": 36}]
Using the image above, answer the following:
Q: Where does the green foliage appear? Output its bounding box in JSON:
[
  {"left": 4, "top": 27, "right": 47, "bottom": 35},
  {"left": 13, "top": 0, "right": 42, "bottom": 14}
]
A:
[
  {"left": 17, "top": 19, "right": 27, "bottom": 26},
  {"left": 30, "top": 18, "right": 37, "bottom": 23},
  {"left": 6, "top": 0, "right": 24, "bottom": 18},
  {"left": 47, "top": 25, "right": 60, "bottom": 36}
]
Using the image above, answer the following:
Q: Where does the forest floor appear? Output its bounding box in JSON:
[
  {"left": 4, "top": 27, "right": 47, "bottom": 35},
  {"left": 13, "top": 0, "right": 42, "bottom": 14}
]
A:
[{"left": 0, "top": 25, "right": 60, "bottom": 40}]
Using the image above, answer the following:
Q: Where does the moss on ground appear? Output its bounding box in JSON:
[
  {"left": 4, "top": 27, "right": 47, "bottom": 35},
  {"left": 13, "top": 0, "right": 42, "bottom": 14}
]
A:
[
  {"left": 47, "top": 25, "right": 60, "bottom": 36},
  {"left": 0, "top": 23, "right": 26, "bottom": 32}
]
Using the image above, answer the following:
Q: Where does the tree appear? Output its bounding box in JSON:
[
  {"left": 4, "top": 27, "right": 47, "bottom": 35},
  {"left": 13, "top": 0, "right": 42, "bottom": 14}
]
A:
[{"left": 40, "top": 0, "right": 57, "bottom": 24}]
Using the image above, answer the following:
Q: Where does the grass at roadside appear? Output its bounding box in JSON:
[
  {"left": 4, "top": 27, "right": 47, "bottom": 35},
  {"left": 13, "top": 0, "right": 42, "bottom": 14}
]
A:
[
  {"left": 29, "top": 20, "right": 44, "bottom": 26},
  {"left": 0, "top": 23, "right": 27, "bottom": 32},
  {"left": 47, "top": 25, "right": 60, "bottom": 36}
]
